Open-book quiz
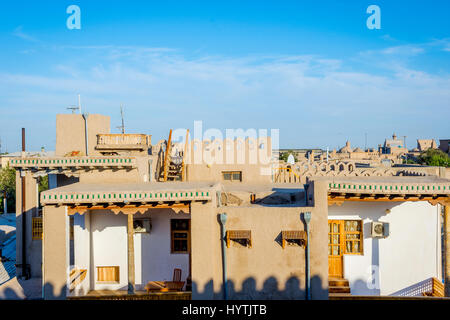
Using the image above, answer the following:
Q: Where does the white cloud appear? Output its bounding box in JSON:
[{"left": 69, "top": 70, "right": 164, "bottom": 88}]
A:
[
  {"left": 12, "top": 26, "right": 40, "bottom": 43},
  {"left": 381, "top": 45, "right": 424, "bottom": 55},
  {"left": 0, "top": 45, "right": 448, "bottom": 150}
]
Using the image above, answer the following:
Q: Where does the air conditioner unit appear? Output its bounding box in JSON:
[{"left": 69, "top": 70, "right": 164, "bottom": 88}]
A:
[
  {"left": 133, "top": 218, "right": 152, "bottom": 234},
  {"left": 371, "top": 222, "right": 389, "bottom": 238}
]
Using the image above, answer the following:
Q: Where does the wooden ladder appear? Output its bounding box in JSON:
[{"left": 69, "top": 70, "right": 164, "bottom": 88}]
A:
[{"left": 160, "top": 129, "right": 188, "bottom": 182}]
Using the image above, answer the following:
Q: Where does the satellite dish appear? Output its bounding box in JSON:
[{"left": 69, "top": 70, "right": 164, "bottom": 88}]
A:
[{"left": 287, "top": 154, "right": 295, "bottom": 165}]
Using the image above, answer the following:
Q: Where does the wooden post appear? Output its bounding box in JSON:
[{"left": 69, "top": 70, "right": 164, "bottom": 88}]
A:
[
  {"left": 127, "top": 213, "right": 135, "bottom": 294},
  {"left": 163, "top": 129, "right": 173, "bottom": 182},
  {"left": 187, "top": 218, "right": 192, "bottom": 291},
  {"left": 43, "top": 206, "right": 68, "bottom": 299},
  {"left": 445, "top": 205, "right": 450, "bottom": 297}
]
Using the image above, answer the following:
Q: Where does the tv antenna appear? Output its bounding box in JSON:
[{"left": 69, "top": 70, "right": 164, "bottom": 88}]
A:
[
  {"left": 67, "top": 94, "right": 82, "bottom": 114},
  {"left": 116, "top": 104, "right": 125, "bottom": 134},
  {"left": 365, "top": 133, "right": 367, "bottom": 151}
]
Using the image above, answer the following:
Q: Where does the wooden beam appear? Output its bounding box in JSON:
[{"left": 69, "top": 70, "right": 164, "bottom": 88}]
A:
[
  {"left": 328, "top": 199, "right": 344, "bottom": 206},
  {"left": 163, "top": 129, "right": 173, "bottom": 182},
  {"left": 127, "top": 213, "right": 135, "bottom": 294},
  {"left": 67, "top": 203, "right": 190, "bottom": 215}
]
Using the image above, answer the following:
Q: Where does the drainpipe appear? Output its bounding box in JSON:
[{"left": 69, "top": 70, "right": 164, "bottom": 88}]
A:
[
  {"left": 218, "top": 213, "right": 228, "bottom": 300},
  {"left": 303, "top": 211, "right": 312, "bottom": 300},
  {"left": 82, "top": 113, "right": 89, "bottom": 156},
  {"left": 304, "top": 184, "right": 310, "bottom": 206},
  {"left": 21, "top": 128, "right": 28, "bottom": 279}
]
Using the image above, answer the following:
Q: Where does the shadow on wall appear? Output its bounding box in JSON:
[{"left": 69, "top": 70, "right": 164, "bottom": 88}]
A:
[
  {"left": 0, "top": 287, "right": 26, "bottom": 300},
  {"left": 0, "top": 228, "right": 16, "bottom": 244},
  {"left": 193, "top": 275, "right": 327, "bottom": 300},
  {"left": 1, "top": 282, "right": 62, "bottom": 300},
  {"left": 1, "top": 275, "right": 328, "bottom": 300},
  {"left": 254, "top": 188, "right": 306, "bottom": 207},
  {"left": 0, "top": 277, "right": 42, "bottom": 300}
]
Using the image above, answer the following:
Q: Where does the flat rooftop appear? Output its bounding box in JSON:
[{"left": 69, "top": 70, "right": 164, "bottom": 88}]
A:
[
  {"left": 43, "top": 181, "right": 217, "bottom": 194},
  {"left": 43, "top": 182, "right": 306, "bottom": 194},
  {"left": 40, "top": 182, "right": 307, "bottom": 206},
  {"left": 314, "top": 176, "right": 450, "bottom": 184},
  {"left": 40, "top": 182, "right": 216, "bottom": 206}
]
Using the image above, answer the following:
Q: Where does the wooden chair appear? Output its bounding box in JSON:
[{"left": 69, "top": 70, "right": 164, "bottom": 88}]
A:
[
  {"left": 173, "top": 268, "right": 182, "bottom": 282},
  {"left": 145, "top": 268, "right": 185, "bottom": 293}
]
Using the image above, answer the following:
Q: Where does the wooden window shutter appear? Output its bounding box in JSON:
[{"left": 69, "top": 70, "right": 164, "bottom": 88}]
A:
[
  {"left": 226, "top": 230, "right": 252, "bottom": 248},
  {"left": 281, "top": 230, "right": 307, "bottom": 248},
  {"left": 97, "top": 266, "right": 120, "bottom": 282},
  {"left": 32, "top": 217, "right": 43, "bottom": 240}
]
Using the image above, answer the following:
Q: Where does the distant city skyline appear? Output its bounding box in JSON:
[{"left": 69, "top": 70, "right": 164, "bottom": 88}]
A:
[
  {"left": 0, "top": 126, "right": 441, "bottom": 154},
  {"left": 0, "top": 0, "right": 449, "bottom": 152}
]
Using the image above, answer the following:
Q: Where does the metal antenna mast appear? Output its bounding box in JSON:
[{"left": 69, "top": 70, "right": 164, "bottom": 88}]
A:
[
  {"left": 116, "top": 104, "right": 125, "bottom": 134},
  {"left": 365, "top": 133, "right": 368, "bottom": 151},
  {"left": 67, "top": 94, "right": 82, "bottom": 114}
]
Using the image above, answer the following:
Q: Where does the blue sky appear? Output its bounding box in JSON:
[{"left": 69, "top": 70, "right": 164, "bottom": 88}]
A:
[{"left": 0, "top": 0, "right": 449, "bottom": 152}]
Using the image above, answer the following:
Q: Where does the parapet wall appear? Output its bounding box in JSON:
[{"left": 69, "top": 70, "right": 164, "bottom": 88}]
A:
[
  {"left": 184, "top": 137, "right": 273, "bottom": 183},
  {"left": 55, "top": 114, "right": 110, "bottom": 157}
]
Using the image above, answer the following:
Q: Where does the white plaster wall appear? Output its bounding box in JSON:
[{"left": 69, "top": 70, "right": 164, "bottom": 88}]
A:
[
  {"left": 134, "top": 210, "right": 190, "bottom": 291},
  {"left": 77, "top": 209, "right": 190, "bottom": 292},
  {"left": 72, "top": 212, "right": 91, "bottom": 295},
  {"left": 90, "top": 210, "right": 128, "bottom": 291},
  {"left": 329, "top": 201, "right": 441, "bottom": 296}
]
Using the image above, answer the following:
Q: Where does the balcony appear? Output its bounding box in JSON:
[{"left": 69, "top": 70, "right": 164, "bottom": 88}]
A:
[{"left": 96, "top": 134, "right": 151, "bottom": 151}]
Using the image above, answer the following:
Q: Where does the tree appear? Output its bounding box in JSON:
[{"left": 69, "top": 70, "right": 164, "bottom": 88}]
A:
[
  {"left": 0, "top": 165, "right": 16, "bottom": 214},
  {"left": 418, "top": 149, "right": 450, "bottom": 167},
  {"left": 38, "top": 175, "right": 48, "bottom": 194}
]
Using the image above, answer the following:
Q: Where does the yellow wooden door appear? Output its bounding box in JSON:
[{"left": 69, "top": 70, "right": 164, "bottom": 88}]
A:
[{"left": 328, "top": 220, "right": 344, "bottom": 278}]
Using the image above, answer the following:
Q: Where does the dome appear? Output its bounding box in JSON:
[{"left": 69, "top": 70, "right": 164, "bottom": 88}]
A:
[{"left": 339, "top": 141, "right": 352, "bottom": 153}]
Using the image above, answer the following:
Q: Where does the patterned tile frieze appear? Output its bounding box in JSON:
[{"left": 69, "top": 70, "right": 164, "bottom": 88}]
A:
[
  {"left": 41, "top": 189, "right": 211, "bottom": 205},
  {"left": 10, "top": 156, "right": 136, "bottom": 169},
  {"left": 328, "top": 182, "right": 450, "bottom": 195}
]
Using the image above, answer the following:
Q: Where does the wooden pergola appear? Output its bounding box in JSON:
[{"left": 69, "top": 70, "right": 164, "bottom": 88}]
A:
[
  {"left": 324, "top": 176, "right": 450, "bottom": 297},
  {"left": 40, "top": 182, "right": 213, "bottom": 299}
]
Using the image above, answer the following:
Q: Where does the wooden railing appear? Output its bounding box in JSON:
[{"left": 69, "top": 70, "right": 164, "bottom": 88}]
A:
[
  {"left": 69, "top": 268, "right": 87, "bottom": 292},
  {"left": 96, "top": 134, "right": 150, "bottom": 150},
  {"left": 391, "top": 277, "right": 445, "bottom": 297},
  {"left": 423, "top": 278, "right": 445, "bottom": 297},
  {"left": 273, "top": 167, "right": 302, "bottom": 183}
]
